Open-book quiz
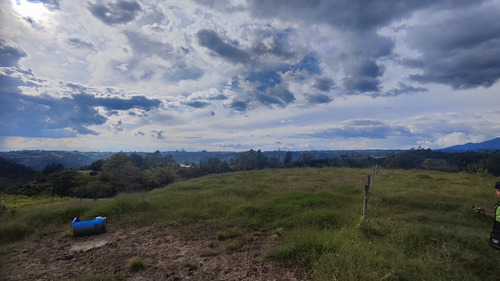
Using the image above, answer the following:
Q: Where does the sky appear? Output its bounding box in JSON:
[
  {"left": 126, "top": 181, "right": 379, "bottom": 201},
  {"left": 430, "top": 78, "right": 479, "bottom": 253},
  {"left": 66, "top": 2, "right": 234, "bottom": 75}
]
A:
[{"left": 1, "top": 0, "right": 500, "bottom": 152}]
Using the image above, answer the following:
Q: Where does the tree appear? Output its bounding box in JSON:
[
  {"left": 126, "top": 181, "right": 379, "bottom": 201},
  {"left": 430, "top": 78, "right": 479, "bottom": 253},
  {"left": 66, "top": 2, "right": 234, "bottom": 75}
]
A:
[
  {"left": 143, "top": 150, "right": 163, "bottom": 168},
  {"left": 101, "top": 153, "right": 143, "bottom": 193},
  {"left": 42, "top": 163, "right": 64, "bottom": 176},
  {"left": 143, "top": 167, "right": 175, "bottom": 189},
  {"left": 47, "top": 169, "right": 80, "bottom": 197},
  {"left": 256, "top": 149, "right": 268, "bottom": 169},
  {"left": 130, "top": 153, "right": 144, "bottom": 169},
  {"left": 267, "top": 157, "right": 281, "bottom": 168},
  {"left": 71, "top": 181, "right": 113, "bottom": 199},
  {"left": 297, "top": 153, "right": 313, "bottom": 167},
  {"left": 283, "top": 151, "right": 293, "bottom": 167}
]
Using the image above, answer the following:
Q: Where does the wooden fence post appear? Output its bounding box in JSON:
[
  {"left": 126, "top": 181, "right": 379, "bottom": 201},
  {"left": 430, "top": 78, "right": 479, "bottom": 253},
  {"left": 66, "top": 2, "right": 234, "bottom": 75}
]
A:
[
  {"left": 363, "top": 175, "right": 371, "bottom": 217},
  {"left": 371, "top": 164, "right": 378, "bottom": 191}
]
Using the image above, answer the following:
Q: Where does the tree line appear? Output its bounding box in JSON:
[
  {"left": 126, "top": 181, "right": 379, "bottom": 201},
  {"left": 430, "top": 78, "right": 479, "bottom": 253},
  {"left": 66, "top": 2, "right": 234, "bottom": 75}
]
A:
[{"left": 1, "top": 148, "right": 500, "bottom": 198}]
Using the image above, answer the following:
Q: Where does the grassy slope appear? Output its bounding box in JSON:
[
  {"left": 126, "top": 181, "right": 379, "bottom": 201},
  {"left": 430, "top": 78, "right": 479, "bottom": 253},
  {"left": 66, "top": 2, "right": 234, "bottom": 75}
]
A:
[{"left": 1, "top": 168, "right": 499, "bottom": 280}]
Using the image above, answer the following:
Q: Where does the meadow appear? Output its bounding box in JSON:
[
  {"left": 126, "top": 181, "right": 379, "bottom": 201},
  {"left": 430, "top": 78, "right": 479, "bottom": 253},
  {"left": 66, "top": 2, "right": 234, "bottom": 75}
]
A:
[{"left": 0, "top": 167, "right": 498, "bottom": 280}]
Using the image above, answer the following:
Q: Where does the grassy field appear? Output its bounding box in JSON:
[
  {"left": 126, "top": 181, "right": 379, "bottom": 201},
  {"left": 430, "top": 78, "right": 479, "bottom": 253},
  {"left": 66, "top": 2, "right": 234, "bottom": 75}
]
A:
[{"left": 1, "top": 167, "right": 499, "bottom": 280}]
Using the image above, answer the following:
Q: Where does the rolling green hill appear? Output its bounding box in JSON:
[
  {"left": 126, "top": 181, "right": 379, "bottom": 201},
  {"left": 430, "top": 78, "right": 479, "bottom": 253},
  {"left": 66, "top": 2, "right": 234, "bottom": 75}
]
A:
[{"left": 1, "top": 168, "right": 498, "bottom": 280}]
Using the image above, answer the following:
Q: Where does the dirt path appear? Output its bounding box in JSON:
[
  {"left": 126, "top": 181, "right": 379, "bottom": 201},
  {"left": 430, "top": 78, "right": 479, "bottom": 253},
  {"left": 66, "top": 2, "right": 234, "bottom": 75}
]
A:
[{"left": 3, "top": 225, "right": 303, "bottom": 280}]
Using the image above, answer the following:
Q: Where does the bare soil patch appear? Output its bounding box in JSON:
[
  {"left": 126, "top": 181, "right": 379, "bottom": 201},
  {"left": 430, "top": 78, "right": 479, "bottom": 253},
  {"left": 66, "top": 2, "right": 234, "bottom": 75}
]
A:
[{"left": 2, "top": 225, "right": 303, "bottom": 280}]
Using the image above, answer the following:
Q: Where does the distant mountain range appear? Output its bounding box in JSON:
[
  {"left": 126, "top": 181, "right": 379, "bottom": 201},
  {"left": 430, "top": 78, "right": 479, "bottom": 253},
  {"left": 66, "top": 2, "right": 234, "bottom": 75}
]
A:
[
  {"left": 439, "top": 137, "right": 500, "bottom": 152},
  {"left": 0, "top": 138, "right": 498, "bottom": 171}
]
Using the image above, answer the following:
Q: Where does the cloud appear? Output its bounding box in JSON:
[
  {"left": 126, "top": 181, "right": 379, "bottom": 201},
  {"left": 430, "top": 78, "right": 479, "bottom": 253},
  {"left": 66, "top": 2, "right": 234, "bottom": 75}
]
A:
[
  {"left": 229, "top": 100, "right": 248, "bottom": 112},
  {"left": 381, "top": 83, "right": 428, "bottom": 97},
  {"left": 88, "top": 0, "right": 142, "bottom": 25},
  {"left": 119, "top": 31, "right": 204, "bottom": 82},
  {"left": 342, "top": 59, "right": 384, "bottom": 93},
  {"left": 309, "top": 119, "right": 411, "bottom": 139},
  {"left": 95, "top": 94, "right": 161, "bottom": 111},
  {"left": 151, "top": 129, "right": 165, "bottom": 139},
  {"left": 250, "top": 28, "right": 297, "bottom": 60},
  {"left": 111, "top": 120, "right": 123, "bottom": 134},
  {"left": 67, "top": 38, "right": 96, "bottom": 50},
  {"left": 247, "top": 0, "right": 482, "bottom": 32},
  {"left": 307, "top": 94, "right": 332, "bottom": 104},
  {"left": 28, "top": 0, "right": 60, "bottom": 10},
  {"left": 197, "top": 29, "right": 251, "bottom": 64},
  {"left": 184, "top": 101, "right": 210, "bottom": 109},
  {"left": 192, "top": 0, "right": 245, "bottom": 13},
  {"left": 163, "top": 62, "right": 204, "bottom": 82},
  {"left": 0, "top": 40, "right": 27, "bottom": 67},
  {"left": 406, "top": 5, "right": 500, "bottom": 89},
  {"left": 124, "top": 30, "right": 172, "bottom": 58},
  {"left": 2, "top": 0, "right": 499, "bottom": 151},
  {"left": 247, "top": 1, "right": 493, "bottom": 96},
  {"left": 256, "top": 84, "right": 295, "bottom": 108},
  {"left": 313, "top": 77, "right": 335, "bottom": 92},
  {"left": 0, "top": 68, "right": 161, "bottom": 137}
]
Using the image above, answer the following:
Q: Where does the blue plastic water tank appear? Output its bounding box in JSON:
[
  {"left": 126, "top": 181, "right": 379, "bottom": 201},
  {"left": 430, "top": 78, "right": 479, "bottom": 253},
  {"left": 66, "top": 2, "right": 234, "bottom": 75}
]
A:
[{"left": 72, "top": 216, "right": 107, "bottom": 237}]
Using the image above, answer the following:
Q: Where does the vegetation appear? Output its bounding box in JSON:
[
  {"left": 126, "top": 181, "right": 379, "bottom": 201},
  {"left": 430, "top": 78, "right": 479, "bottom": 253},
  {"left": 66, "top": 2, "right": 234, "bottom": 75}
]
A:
[
  {"left": 0, "top": 167, "right": 498, "bottom": 280},
  {"left": 128, "top": 258, "right": 146, "bottom": 272},
  {"left": 2, "top": 148, "right": 500, "bottom": 200}
]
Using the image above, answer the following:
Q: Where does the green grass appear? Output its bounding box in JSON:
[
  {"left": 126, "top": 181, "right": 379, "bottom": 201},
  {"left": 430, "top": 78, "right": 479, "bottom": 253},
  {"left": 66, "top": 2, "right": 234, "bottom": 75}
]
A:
[{"left": 1, "top": 168, "right": 499, "bottom": 280}]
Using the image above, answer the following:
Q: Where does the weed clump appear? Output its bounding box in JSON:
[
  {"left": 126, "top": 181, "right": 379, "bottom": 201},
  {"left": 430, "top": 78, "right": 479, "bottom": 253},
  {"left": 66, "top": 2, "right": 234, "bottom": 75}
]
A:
[
  {"left": 128, "top": 258, "right": 146, "bottom": 272},
  {"left": 200, "top": 249, "right": 217, "bottom": 257},
  {"left": 226, "top": 241, "right": 240, "bottom": 251},
  {"left": 217, "top": 228, "right": 242, "bottom": 241}
]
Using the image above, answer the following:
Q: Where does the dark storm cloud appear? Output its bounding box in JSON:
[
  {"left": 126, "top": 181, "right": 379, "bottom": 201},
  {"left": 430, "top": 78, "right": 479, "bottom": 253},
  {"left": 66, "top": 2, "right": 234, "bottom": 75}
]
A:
[
  {"left": 0, "top": 40, "right": 27, "bottom": 67},
  {"left": 313, "top": 77, "right": 335, "bottom": 92},
  {"left": 406, "top": 7, "right": 500, "bottom": 89},
  {"left": 89, "top": 0, "right": 141, "bottom": 25},
  {"left": 67, "top": 38, "right": 96, "bottom": 50},
  {"left": 196, "top": 29, "right": 250, "bottom": 64},
  {"left": 309, "top": 119, "right": 411, "bottom": 139}
]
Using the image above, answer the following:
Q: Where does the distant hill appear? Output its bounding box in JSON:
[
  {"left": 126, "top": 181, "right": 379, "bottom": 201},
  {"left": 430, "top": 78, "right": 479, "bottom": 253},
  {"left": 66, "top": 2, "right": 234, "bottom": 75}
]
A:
[
  {"left": 0, "top": 150, "right": 113, "bottom": 171},
  {"left": 439, "top": 137, "right": 500, "bottom": 152},
  {"left": 0, "top": 149, "right": 398, "bottom": 171}
]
